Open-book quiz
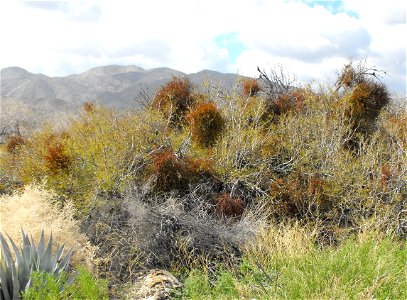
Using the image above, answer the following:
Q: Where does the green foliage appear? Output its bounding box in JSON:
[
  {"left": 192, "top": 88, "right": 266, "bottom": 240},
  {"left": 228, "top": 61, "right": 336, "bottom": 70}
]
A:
[
  {"left": 187, "top": 102, "right": 225, "bottom": 147},
  {"left": 22, "top": 266, "right": 108, "bottom": 300},
  {"left": 0, "top": 229, "right": 72, "bottom": 300},
  {"left": 179, "top": 233, "right": 407, "bottom": 299}
]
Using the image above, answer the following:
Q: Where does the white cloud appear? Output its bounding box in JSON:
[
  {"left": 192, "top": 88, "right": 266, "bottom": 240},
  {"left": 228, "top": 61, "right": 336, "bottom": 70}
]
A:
[{"left": 0, "top": 0, "right": 405, "bottom": 95}]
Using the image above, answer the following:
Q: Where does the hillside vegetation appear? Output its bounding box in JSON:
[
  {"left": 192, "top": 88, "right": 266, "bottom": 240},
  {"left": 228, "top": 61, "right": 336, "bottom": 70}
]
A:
[{"left": 1, "top": 60, "right": 406, "bottom": 299}]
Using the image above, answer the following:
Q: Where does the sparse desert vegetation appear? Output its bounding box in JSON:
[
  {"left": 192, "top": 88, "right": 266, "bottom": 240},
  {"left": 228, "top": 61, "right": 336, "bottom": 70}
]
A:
[{"left": 0, "top": 60, "right": 406, "bottom": 299}]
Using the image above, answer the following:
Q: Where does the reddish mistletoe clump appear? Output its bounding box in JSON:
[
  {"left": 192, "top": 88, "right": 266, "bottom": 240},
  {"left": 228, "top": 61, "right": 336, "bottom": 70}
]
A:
[
  {"left": 6, "top": 136, "right": 27, "bottom": 154},
  {"left": 214, "top": 193, "right": 244, "bottom": 219},
  {"left": 149, "top": 148, "right": 188, "bottom": 192},
  {"left": 152, "top": 76, "right": 196, "bottom": 127},
  {"left": 241, "top": 78, "right": 261, "bottom": 97},
  {"left": 187, "top": 102, "right": 225, "bottom": 148},
  {"left": 44, "top": 143, "right": 71, "bottom": 175}
]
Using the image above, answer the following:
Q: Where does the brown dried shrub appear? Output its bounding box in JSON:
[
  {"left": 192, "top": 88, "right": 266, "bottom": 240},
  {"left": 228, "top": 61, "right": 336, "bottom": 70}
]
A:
[
  {"left": 214, "top": 193, "right": 244, "bottom": 219},
  {"left": 6, "top": 135, "right": 27, "bottom": 154},
  {"left": 241, "top": 78, "right": 261, "bottom": 97},
  {"left": 83, "top": 102, "right": 96, "bottom": 113},
  {"left": 187, "top": 102, "right": 225, "bottom": 147}
]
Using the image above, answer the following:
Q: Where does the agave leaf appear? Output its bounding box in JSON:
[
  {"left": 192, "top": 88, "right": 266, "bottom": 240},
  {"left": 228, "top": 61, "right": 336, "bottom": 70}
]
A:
[
  {"left": 55, "top": 247, "right": 73, "bottom": 276},
  {"left": 7, "top": 236, "right": 29, "bottom": 291},
  {"left": 29, "top": 236, "right": 37, "bottom": 271},
  {"left": 54, "top": 244, "right": 65, "bottom": 262},
  {"left": 66, "top": 273, "right": 76, "bottom": 287},
  {"left": 36, "top": 230, "right": 45, "bottom": 269},
  {"left": 50, "top": 254, "right": 58, "bottom": 273},
  {"left": 21, "top": 229, "right": 30, "bottom": 263},
  {"left": 0, "top": 262, "right": 12, "bottom": 300},
  {"left": 0, "top": 234, "right": 17, "bottom": 300},
  {"left": 10, "top": 263, "right": 20, "bottom": 300},
  {"left": 0, "top": 234, "right": 13, "bottom": 270},
  {"left": 40, "top": 232, "right": 53, "bottom": 272}
]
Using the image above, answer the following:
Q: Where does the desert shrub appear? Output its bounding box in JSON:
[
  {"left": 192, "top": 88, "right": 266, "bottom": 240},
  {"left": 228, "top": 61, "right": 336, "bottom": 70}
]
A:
[
  {"left": 2, "top": 105, "right": 170, "bottom": 211},
  {"left": 187, "top": 102, "right": 225, "bottom": 147},
  {"left": 151, "top": 76, "right": 197, "bottom": 127},
  {"left": 124, "top": 193, "right": 255, "bottom": 272},
  {"left": 241, "top": 78, "right": 261, "bottom": 97},
  {"left": 345, "top": 81, "right": 390, "bottom": 134},
  {"left": 79, "top": 195, "right": 144, "bottom": 295},
  {"left": 5, "top": 135, "right": 27, "bottom": 154},
  {"left": 214, "top": 193, "right": 244, "bottom": 219},
  {"left": 0, "top": 185, "right": 96, "bottom": 269}
]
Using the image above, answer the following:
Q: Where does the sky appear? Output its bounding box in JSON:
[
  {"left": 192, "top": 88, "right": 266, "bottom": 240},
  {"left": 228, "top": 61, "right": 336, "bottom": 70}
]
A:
[{"left": 0, "top": 0, "right": 406, "bottom": 95}]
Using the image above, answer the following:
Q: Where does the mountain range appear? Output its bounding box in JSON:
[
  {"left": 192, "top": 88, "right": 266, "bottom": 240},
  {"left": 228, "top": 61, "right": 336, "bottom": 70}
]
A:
[{"left": 1, "top": 65, "right": 240, "bottom": 112}]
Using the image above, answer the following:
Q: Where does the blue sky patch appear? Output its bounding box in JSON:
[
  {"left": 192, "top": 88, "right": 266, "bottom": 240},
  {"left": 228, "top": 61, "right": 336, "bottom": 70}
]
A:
[
  {"left": 214, "top": 33, "right": 246, "bottom": 64},
  {"left": 301, "top": 0, "right": 359, "bottom": 18}
]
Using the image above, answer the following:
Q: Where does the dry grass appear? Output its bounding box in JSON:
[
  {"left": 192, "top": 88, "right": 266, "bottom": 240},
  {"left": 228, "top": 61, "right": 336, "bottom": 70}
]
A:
[{"left": 0, "top": 185, "right": 96, "bottom": 269}]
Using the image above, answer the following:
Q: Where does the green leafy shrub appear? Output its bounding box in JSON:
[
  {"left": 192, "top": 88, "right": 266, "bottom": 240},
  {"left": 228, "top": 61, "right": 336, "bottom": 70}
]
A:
[
  {"left": 22, "top": 266, "right": 108, "bottom": 300},
  {"left": 187, "top": 102, "right": 225, "bottom": 148},
  {"left": 181, "top": 228, "right": 407, "bottom": 300},
  {"left": 0, "top": 229, "right": 72, "bottom": 300}
]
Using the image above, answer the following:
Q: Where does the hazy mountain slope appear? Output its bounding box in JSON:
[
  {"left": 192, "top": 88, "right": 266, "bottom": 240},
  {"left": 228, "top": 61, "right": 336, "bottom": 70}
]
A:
[{"left": 1, "top": 65, "right": 240, "bottom": 111}]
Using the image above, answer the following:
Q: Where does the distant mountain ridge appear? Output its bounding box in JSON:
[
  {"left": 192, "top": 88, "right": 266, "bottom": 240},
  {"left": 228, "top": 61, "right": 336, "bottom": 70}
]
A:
[{"left": 1, "top": 65, "right": 240, "bottom": 111}]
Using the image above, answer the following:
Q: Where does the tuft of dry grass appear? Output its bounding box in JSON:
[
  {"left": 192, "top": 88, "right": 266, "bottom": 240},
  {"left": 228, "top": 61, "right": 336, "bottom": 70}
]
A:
[{"left": 0, "top": 185, "right": 96, "bottom": 269}]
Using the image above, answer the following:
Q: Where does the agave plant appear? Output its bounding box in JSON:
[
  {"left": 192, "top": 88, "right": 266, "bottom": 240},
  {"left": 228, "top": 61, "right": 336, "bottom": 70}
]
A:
[{"left": 0, "top": 229, "right": 73, "bottom": 300}]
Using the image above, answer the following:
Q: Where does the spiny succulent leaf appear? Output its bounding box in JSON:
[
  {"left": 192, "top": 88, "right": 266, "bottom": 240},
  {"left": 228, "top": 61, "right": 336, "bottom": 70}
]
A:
[
  {"left": 0, "top": 234, "right": 13, "bottom": 270},
  {"left": 40, "top": 232, "right": 53, "bottom": 272},
  {"left": 7, "top": 235, "right": 29, "bottom": 290},
  {"left": 54, "top": 244, "right": 65, "bottom": 262},
  {"left": 0, "top": 262, "right": 12, "bottom": 300},
  {"left": 55, "top": 247, "right": 73, "bottom": 275},
  {"left": 37, "top": 231, "right": 45, "bottom": 268},
  {"left": 21, "top": 231, "right": 31, "bottom": 268},
  {"left": 10, "top": 265, "right": 20, "bottom": 300}
]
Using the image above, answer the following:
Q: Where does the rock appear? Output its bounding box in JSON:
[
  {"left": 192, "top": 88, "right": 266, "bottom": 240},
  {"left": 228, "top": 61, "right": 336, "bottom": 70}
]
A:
[{"left": 127, "top": 269, "right": 182, "bottom": 300}]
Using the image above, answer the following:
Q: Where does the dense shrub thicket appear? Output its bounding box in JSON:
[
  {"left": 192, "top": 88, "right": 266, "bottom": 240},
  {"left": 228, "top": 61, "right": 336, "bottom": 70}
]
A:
[{"left": 1, "top": 60, "right": 405, "bottom": 298}]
